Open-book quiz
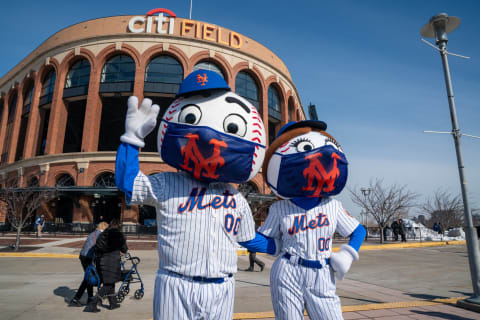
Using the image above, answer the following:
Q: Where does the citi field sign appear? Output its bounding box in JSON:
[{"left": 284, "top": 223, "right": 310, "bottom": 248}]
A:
[{"left": 127, "top": 8, "right": 243, "bottom": 49}]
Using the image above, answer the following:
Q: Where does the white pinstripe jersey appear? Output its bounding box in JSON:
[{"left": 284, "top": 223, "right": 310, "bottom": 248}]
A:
[
  {"left": 131, "top": 170, "right": 255, "bottom": 278},
  {"left": 259, "top": 198, "right": 359, "bottom": 260}
]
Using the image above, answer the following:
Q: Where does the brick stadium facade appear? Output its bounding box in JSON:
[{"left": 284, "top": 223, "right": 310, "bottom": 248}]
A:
[{"left": 0, "top": 10, "right": 305, "bottom": 230}]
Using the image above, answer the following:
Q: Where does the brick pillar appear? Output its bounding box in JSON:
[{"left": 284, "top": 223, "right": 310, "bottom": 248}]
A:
[
  {"left": 81, "top": 67, "right": 102, "bottom": 152},
  {"left": 0, "top": 97, "right": 8, "bottom": 155},
  {"left": 133, "top": 59, "right": 145, "bottom": 102},
  {"left": 73, "top": 196, "right": 92, "bottom": 223},
  {"left": 75, "top": 161, "right": 89, "bottom": 186},
  {"left": 261, "top": 87, "right": 269, "bottom": 147},
  {"left": 6, "top": 84, "right": 24, "bottom": 163},
  {"left": 45, "top": 70, "right": 67, "bottom": 155},
  {"left": 23, "top": 74, "right": 42, "bottom": 159},
  {"left": 39, "top": 164, "right": 49, "bottom": 186},
  {"left": 122, "top": 199, "right": 139, "bottom": 224},
  {"left": 280, "top": 95, "right": 288, "bottom": 127}
]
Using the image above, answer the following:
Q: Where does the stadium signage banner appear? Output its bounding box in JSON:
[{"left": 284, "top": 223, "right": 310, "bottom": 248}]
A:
[{"left": 127, "top": 8, "right": 243, "bottom": 49}]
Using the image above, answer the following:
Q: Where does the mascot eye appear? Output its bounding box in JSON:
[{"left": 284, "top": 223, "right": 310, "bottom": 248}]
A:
[
  {"left": 325, "top": 137, "right": 341, "bottom": 149},
  {"left": 178, "top": 105, "right": 202, "bottom": 125},
  {"left": 292, "top": 138, "right": 314, "bottom": 152},
  {"left": 223, "top": 114, "right": 247, "bottom": 137}
]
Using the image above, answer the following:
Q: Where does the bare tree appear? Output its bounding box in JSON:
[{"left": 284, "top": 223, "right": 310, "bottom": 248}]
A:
[
  {"left": 421, "top": 189, "right": 464, "bottom": 231},
  {"left": 0, "top": 178, "right": 57, "bottom": 251},
  {"left": 350, "top": 179, "right": 418, "bottom": 243}
]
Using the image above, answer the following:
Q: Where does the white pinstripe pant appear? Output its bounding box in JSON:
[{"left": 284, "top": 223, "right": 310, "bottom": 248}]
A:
[
  {"left": 270, "top": 257, "right": 343, "bottom": 320},
  {"left": 153, "top": 269, "right": 235, "bottom": 320}
]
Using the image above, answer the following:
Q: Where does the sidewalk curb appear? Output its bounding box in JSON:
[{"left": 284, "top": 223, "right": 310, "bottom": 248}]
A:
[
  {"left": 231, "top": 297, "right": 463, "bottom": 319},
  {"left": 237, "top": 240, "right": 466, "bottom": 256},
  {"left": 0, "top": 252, "right": 77, "bottom": 258},
  {"left": 359, "top": 240, "right": 466, "bottom": 251}
]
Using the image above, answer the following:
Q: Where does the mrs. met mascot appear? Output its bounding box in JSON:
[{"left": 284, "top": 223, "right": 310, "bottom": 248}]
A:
[{"left": 255, "top": 120, "right": 366, "bottom": 320}]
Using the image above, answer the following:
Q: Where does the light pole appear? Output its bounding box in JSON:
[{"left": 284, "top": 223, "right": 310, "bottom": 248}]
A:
[
  {"left": 421, "top": 13, "right": 480, "bottom": 305},
  {"left": 360, "top": 187, "right": 372, "bottom": 239}
]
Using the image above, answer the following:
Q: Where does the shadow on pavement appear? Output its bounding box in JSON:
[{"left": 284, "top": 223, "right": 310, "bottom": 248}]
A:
[
  {"left": 53, "top": 286, "right": 77, "bottom": 304},
  {"left": 450, "top": 290, "right": 473, "bottom": 296},
  {"left": 408, "top": 293, "right": 450, "bottom": 300},
  {"left": 411, "top": 310, "right": 475, "bottom": 320},
  {"left": 338, "top": 295, "right": 379, "bottom": 304},
  {"left": 236, "top": 279, "right": 270, "bottom": 287}
]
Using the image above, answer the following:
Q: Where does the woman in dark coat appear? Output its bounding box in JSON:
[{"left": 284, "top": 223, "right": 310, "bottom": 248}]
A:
[{"left": 95, "top": 219, "right": 128, "bottom": 310}]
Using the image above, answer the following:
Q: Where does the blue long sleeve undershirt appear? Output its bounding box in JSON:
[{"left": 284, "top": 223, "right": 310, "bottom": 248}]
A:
[
  {"left": 115, "top": 142, "right": 140, "bottom": 203},
  {"left": 348, "top": 224, "right": 366, "bottom": 252},
  {"left": 239, "top": 232, "right": 277, "bottom": 255}
]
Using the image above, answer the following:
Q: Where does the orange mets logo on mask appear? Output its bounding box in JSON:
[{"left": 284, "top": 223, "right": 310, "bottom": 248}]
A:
[
  {"left": 302, "top": 152, "right": 341, "bottom": 197},
  {"left": 196, "top": 73, "right": 208, "bottom": 86},
  {"left": 180, "top": 133, "right": 227, "bottom": 180}
]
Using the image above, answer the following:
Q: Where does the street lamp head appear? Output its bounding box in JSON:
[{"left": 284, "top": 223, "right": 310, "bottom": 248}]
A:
[
  {"left": 360, "top": 187, "right": 372, "bottom": 197},
  {"left": 420, "top": 13, "right": 460, "bottom": 45}
]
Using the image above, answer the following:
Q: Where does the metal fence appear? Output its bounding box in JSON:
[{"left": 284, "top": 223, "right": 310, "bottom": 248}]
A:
[{"left": 0, "top": 222, "right": 158, "bottom": 237}]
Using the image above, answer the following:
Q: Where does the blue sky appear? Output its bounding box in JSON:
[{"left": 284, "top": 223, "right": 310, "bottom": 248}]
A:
[{"left": 1, "top": 1, "right": 479, "bottom": 219}]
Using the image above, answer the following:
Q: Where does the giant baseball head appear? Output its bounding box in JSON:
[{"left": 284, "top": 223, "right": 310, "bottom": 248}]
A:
[
  {"left": 157, "top": 70, "right": 266, "bottom": 183},
  {"left": 263, "top": 120, "right": 348, "bottom": 199}
]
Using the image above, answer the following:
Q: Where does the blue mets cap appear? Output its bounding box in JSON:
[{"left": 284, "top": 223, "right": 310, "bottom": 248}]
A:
[
  {"left": 176, "top": 69, "right": 231, "bottom": 97},
  {"left": 276, "top": 120, "right": 328, "bottom": 138}
]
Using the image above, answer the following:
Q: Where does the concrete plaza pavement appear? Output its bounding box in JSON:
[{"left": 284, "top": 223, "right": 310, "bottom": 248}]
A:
[{"left": 0, "top": 235, "right": 479, "bottom": 319}]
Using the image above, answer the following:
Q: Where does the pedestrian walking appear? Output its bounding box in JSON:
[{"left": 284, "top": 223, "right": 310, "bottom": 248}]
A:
[
  {"left": 247, "top": 250, "right": 265, "bottom": 272},
  {"left": 391, "top": 220, "right": 399, "bottom": 241},
  {"left": 35, "top": 215, "right": 45, "bottom": 238},
  {"left": 399, "top": 219, "right": 407, "bottom": 242},
  {"left": 69, "top": 221, "right": 108, "bottom": 308},
  {"left": 93, "top": 219, "right": 128, "bottom": 310}
]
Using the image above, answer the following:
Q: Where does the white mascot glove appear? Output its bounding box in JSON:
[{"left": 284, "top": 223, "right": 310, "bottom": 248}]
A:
[
  {"left": 329, "top": 244, "right": 359, "bottom": 280},
  {"left": 120, "top": 96, "right": 160, "bottom": 148}
]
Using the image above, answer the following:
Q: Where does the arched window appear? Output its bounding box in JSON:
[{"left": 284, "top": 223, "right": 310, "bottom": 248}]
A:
[
  {"left": 28, "top": 176, "right": 39, "bottom": 187},
  {"left": 193, "top": 61, "right": 225, "bottom": 79},
  {"left": 268, "top": 85, "right": 281, "bottom": 118},
  {"left": 101, "top": 55, "right": 135, "bottom": 83},
  {"left": 23, "top": 84, "right": 34, "bottom": 114},
  {"left": 40, "top": 69, "right": 56, "bottom": 106},
  {"left": 143, "top": 56, "right": 183, "bottom": 152},
  {"left": 288, "top": 97, "right": 295, "bottom": 122},
  {"left": 144, "top": 55, "right": 183, "bottom": 94},
  {"left": 56, "top": 174, "right": 75, "bottom": 187},
  {"left": 235, "top": 71, "right": 259, "bottom": 111},
  {"left": 65, "top": 59, "right": 91, "bottom": 88},
  {"left": 63, "top": 60, "right": 90, "bottom": 153},
  {"left": 7, "top": 93, "right": 17, "bottom": 123},
  {"left": 93, "top": 172, "right": 116, "bottom": 187},
  {"left": 267, "top": 85, "right": 282, "bottom": 146}
]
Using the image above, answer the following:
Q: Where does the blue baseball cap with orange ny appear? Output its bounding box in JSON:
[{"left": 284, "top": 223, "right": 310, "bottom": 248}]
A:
[{"left": 176, "top": 69, "right": 230, "bottom": 97}]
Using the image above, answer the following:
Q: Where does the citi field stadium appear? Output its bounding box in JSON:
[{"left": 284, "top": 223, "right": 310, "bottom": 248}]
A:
[{"left": 0, "top": 8, "right": 306, "bottom": 231}]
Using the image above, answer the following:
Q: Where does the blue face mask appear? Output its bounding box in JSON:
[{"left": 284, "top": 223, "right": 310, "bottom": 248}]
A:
[
  {"left": 161, "top": 121, "right": 263, "bottom": 183},
  {"left": 270, "top": 145, "right": 348, "bottom": 198}
]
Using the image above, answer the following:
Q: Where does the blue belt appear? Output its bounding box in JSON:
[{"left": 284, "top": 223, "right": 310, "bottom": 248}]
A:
[
  {"left": 283, "top": 252, "right": 329, "bottom": 269},
  {"left": 171, "top": 271, "right": 233, "bottom": 284}
]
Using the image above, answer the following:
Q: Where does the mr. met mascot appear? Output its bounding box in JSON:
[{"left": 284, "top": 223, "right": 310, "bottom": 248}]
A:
[
  {"left": 255, "top": 120, "right": 366, "bottom": 320},
  {"left": 115, "top": 70, "right": 266, "bottom": 320}
]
